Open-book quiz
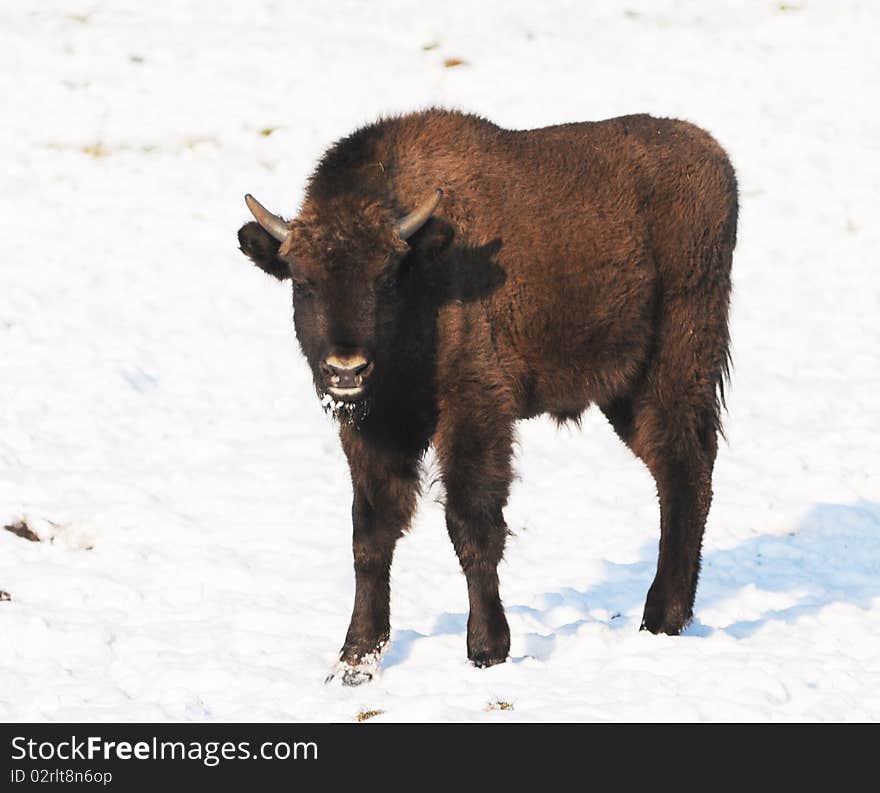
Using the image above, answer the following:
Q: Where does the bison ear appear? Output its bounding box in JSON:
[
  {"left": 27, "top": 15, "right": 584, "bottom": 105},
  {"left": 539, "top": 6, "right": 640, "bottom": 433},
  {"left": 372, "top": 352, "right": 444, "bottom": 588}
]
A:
[{"left": 237, "top": 222, "right": 291, "bottom": 281}]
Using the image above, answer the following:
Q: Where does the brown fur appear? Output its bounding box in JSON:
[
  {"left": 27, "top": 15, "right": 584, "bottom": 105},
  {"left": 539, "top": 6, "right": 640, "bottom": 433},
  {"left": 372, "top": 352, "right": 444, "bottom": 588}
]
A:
[{"left": 237, "top": 109, "right": 737, "bottom": 680}]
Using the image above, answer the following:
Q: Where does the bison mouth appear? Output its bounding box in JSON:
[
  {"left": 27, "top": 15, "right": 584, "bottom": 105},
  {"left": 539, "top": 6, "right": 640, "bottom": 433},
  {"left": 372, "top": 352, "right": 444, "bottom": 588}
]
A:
[{"left": 326, "top": 384, "right": 366, "bottom": 402}]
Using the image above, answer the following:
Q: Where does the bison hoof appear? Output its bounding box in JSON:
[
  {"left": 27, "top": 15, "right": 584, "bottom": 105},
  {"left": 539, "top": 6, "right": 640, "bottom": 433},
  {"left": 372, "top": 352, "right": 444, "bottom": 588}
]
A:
[
  {"left": 640, "top": 596, "right": 692, "bottom": 636},
  {"left": 325, "top": 646, "right": 385, "bottom": 687},
  {"left": 468, "top": 633, "right": 510, "bottom": 669},
  {"left": 470, "top": 652, "right": 508, "bottom": 669},
  {"left": 325, "top": 663, "right": 375, "bottom": 687}
]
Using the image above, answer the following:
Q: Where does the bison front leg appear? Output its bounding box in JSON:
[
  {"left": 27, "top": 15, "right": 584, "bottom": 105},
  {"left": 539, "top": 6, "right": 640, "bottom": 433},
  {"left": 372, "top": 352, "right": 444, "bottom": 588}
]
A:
[
  {"left": 330, "top": 430, "right": 420, "bottom": 686},
  {"left": 437, "top": 412, "right": 514, "bottom": 668}
]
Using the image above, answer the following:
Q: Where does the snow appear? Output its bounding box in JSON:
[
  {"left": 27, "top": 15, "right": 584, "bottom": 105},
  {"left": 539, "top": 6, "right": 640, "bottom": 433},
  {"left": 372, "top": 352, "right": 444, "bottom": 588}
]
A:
[{"left": 1, "top": 0, "right": 879, "bottom": 722}]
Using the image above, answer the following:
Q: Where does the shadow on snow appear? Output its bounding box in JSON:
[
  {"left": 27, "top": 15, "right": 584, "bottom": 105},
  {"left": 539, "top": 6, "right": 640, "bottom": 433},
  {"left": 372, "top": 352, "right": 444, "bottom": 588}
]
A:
[{"left": 383, "top": 500, "right": 880, "bottom": 669}]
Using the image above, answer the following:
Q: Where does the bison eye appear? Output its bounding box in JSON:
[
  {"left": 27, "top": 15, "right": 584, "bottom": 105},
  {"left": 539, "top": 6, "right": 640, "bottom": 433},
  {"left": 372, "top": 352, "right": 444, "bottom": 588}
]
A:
[
  {"left": 376, "top": 272, "right": 398, "bottom": 293},
  {"left": 292, "top": 281, "right": 314, "bottom": 298}
]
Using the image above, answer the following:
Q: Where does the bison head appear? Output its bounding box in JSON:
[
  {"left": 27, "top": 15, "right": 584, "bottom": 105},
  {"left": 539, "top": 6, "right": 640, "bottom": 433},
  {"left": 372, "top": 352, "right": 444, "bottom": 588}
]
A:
[{"left": 237, "top": 189, "right": 442, "bottom": 419}]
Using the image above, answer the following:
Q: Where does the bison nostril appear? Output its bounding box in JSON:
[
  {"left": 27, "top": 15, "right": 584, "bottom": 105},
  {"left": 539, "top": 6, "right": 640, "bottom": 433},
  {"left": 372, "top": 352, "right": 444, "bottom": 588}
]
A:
[{"left": 322, "top": 353, "right": 372, "bottom": 388}]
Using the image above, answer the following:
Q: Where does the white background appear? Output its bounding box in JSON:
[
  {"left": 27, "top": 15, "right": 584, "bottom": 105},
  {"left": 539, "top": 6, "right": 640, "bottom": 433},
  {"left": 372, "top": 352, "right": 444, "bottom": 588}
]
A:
[{"left": 1, "top": 0, "right": 878, "bottom": 721}]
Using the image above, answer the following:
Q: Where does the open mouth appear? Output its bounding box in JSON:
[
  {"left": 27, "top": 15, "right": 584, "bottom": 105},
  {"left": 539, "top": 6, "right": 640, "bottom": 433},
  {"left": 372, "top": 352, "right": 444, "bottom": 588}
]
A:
[{"left": 326, "top": 385, "right": 366, "bottom": 401}]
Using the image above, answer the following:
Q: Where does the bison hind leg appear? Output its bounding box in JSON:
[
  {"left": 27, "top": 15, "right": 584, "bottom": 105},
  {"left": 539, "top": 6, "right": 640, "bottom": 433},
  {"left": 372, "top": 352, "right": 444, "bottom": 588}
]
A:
[
  {"left": 635, "top": 399, "right": 717, "bottom": 635},
  {"left": 600, "top": 376, "right": 721, "bottom": 636}
]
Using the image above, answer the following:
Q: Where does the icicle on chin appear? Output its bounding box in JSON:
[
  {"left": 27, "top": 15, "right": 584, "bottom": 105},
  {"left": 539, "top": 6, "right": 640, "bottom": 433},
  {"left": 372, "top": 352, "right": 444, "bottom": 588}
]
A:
[{"left": 320, "top": 392, "right": 370, "bottom": 425}]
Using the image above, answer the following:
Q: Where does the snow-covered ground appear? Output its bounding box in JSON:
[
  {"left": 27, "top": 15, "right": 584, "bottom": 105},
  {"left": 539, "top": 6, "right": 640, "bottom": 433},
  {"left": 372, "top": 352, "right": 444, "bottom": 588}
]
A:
[{"left": 1, "top": 0, "right": 878, "bottom": 722}]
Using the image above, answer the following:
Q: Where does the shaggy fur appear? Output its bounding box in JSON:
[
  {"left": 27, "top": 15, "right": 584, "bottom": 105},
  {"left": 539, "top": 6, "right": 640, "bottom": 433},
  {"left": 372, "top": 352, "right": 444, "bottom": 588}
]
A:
[{"left": 237, "top": 108, "right": 737, "bottom": 679}]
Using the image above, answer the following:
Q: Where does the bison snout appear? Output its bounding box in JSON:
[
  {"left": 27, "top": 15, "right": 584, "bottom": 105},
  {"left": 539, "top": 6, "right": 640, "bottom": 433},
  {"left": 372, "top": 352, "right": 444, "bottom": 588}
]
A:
[{"left": 321, "top": 352, "right": 373, "bottom": 397}]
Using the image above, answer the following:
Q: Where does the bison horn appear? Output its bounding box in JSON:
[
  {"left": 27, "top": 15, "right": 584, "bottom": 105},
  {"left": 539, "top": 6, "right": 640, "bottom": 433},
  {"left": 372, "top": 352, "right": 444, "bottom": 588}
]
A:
[
  {"left": 395, "top": 189, "right": 443, "bottom": 240},
  {"left": 244, "top": 194, "right": 290, "bottom": 242}
]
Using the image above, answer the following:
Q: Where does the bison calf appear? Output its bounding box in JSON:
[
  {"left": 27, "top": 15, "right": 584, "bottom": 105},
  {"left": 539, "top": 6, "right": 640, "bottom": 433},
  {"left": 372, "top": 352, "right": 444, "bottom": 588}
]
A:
[{"left": 237, "top": 109, "right": 736, "bottom": 684}]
